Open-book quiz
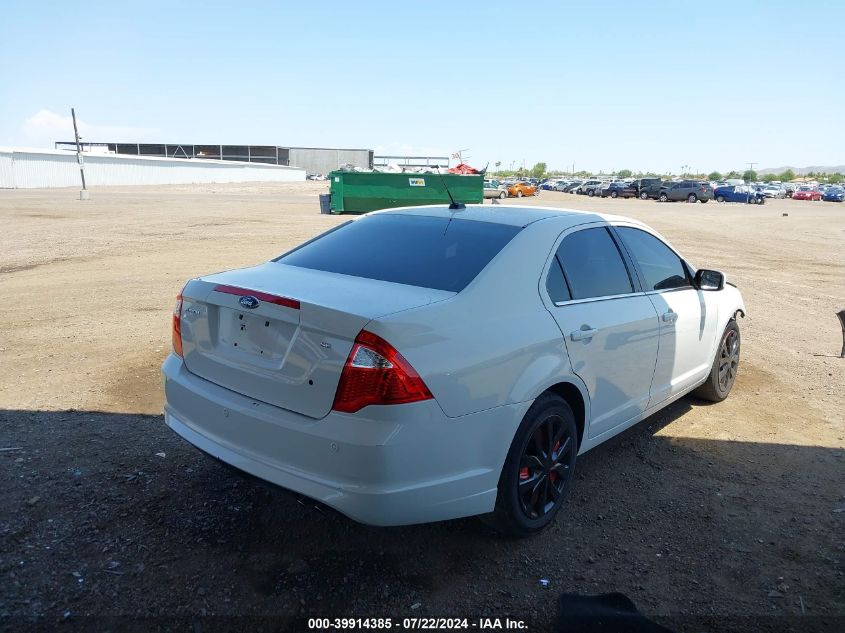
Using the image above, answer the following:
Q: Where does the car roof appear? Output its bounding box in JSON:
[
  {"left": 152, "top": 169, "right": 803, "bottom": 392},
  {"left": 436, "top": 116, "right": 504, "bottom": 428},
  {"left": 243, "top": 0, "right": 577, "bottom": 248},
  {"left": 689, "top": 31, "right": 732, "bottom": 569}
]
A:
[{"left": 373, "top": 204, "right": 627, "bottom": 228}]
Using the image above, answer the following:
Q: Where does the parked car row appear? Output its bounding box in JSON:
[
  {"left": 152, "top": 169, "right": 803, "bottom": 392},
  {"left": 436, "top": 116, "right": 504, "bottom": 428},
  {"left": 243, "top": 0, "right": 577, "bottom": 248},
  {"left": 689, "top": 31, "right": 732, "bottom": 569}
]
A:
[
  {"left": 550, "top": 178, "right": 714, "bottom": 203},
  {"left": 489, "top": 176, "right": 843, "bottom": 204},
  {"left": 721, "top": 181, "right": 844, "bottom": 201}
]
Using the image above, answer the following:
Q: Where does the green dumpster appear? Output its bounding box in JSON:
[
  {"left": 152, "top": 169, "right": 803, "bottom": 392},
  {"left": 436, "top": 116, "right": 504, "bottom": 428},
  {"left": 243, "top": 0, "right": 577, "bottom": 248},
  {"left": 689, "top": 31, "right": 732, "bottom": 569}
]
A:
[{"left": 328, "top": 171, "right": 483, "bottom": 214}]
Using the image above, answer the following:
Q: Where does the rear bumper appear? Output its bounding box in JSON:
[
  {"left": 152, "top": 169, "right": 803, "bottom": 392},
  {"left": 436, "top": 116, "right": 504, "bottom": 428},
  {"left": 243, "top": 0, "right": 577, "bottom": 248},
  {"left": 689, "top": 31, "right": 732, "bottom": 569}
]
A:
[{"left": 162, "top": 354, "right": 522, "bottom": 526}]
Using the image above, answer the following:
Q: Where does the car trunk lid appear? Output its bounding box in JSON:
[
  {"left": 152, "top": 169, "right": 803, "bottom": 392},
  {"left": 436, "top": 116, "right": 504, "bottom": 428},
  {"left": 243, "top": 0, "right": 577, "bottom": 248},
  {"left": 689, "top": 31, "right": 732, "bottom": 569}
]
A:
[{"left": 178, "top": 262, "right": 454, "bottom": 419}]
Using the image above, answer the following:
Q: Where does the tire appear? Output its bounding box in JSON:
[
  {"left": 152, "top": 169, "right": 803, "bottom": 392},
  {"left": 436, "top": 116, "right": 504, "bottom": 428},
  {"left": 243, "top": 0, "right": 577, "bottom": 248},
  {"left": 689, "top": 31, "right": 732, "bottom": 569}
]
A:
[
  {"left": 758, "top": 197, "right": 765, "bottom": 205},
  {"left": 659, "top": 192, "right": 669, "bottom": 202},
  {"left": 587, "top": 189, "right": 595, "bottom": 197},
  {"left": 640, "top": 191, "right": 648, "bottom": 200},
  {"left": 694, "top": 320, "right": 740, "bottom": 402},
  {"left": 687, "top": 193, "right": 697, "bottom": 203},
  {"left": 483, "top": 394, "right": 578, "bottom": 537},
  {"left": 611, "top": 191, "right": 618, "bottom": 198},
  {"left": 499, "top": 191, "right": 507, "bottom": 199},
  {"left": 716, "top": 195, "right": 725, "bottom": 203},
  {"left": 516, "top": 190, "right": 523, "bottom": 198},
  {"left": 701, "top": 198, "right": 708, "bottom": 203}
]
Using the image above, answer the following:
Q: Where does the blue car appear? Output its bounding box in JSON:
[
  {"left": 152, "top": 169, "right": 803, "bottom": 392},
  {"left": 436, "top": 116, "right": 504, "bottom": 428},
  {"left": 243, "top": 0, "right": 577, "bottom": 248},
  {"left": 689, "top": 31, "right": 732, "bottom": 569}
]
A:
[
  {"left": 822, "top": 186, "right": 844, "bottom": 202},
  {"left": 713, "top": 185, "right": 765, "bottom": 204}
]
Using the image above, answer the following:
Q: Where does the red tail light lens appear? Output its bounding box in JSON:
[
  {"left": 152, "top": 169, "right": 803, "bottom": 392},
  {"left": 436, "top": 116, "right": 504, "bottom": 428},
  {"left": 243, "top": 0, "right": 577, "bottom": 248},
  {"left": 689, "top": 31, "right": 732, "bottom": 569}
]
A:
[
  {"left": 332, "top": 331, "right": 433, "bottom": 413},
  {"left": 172, "top": 291, "right": 183, "bottom": 357}
]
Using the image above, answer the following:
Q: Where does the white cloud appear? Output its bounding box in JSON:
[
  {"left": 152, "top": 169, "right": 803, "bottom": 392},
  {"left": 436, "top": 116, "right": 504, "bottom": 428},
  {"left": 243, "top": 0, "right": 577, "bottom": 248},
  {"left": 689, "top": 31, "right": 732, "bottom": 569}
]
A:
[{"left": 20, "top": 109, "right": 162, "bottom": 147}]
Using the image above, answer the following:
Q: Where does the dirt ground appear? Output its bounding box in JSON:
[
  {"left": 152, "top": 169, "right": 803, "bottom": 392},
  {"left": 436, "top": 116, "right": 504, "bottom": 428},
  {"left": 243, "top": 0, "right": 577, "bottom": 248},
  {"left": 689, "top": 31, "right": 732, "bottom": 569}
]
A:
[{"left": 1, "top": 182, "right": 843, "bottom": 632}]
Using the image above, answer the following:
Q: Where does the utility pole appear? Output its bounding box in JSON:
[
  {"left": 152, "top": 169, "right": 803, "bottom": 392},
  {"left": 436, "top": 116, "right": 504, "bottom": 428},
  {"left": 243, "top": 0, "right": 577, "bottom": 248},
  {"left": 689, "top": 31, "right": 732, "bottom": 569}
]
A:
[
  {"left": 747, "top": 162, "right": 757, "bottom": 174},
  {"left": 72, "top": 108, "right": 89, "bottom": 200}
]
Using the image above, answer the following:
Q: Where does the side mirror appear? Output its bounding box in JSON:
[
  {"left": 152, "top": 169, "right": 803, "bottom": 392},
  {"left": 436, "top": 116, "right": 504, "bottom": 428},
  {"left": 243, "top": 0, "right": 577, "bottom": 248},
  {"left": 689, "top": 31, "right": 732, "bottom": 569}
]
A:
[{"left": 695, "top": 269, "right": 725, "bottom": 291}]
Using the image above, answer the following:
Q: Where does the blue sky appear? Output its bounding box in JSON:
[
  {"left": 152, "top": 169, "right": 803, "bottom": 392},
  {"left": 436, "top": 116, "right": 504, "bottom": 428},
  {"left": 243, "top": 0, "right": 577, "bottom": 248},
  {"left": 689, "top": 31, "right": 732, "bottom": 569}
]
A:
[{"left": 1, "top": 0, "right": 842, "bottom": 173}]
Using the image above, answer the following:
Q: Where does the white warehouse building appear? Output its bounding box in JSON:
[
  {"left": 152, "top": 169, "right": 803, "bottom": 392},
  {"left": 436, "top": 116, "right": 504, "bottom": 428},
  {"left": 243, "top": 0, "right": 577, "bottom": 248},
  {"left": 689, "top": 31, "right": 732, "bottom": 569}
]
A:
[{"left": 0, "top": 147, "right": 306, "bottom": 189}]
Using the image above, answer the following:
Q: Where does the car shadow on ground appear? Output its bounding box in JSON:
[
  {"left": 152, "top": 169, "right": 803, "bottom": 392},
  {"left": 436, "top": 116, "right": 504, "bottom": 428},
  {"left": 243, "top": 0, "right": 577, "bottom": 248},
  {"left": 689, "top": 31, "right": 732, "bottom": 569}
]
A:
[{"left": 1, "top": 404, "right": 842, "bottom": 632}]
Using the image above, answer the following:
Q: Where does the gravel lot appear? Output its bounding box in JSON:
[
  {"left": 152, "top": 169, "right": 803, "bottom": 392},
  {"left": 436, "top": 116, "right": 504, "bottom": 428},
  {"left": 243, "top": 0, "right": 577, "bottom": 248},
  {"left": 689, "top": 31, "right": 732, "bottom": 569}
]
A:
[{"left": 1, "top": 182, "right": 843, "bottom": 631}]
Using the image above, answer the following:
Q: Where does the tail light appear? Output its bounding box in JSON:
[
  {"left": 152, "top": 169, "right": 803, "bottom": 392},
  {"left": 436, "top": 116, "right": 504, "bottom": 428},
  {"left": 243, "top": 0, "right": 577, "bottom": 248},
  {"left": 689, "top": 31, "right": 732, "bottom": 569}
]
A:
[
  {"left": 172, "top": 291, "right": 184, "bottom": 357},
  {"left": 332, "top": 330, "right": 432, "bottom": 413}
]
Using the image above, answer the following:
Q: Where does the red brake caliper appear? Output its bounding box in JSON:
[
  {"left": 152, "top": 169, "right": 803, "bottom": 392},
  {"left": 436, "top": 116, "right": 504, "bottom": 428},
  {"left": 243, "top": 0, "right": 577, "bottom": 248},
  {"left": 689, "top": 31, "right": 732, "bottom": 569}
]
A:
[{"left": 519, "top": 467, "right": 530, "bottom": 480}]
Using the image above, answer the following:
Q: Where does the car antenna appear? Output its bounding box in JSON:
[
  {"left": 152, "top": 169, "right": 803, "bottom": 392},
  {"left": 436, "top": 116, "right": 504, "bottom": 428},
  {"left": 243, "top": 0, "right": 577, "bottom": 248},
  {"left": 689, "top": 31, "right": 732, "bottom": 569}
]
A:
[{"left": 435, "top": 166, "right": 465, "bottom": 210}]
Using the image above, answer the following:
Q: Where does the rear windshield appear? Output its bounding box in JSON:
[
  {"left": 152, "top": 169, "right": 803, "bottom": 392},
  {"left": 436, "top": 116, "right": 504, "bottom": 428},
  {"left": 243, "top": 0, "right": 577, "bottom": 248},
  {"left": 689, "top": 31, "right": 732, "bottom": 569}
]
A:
[{"left": 276, "top": 214, "right": 521, "bottom": 292}]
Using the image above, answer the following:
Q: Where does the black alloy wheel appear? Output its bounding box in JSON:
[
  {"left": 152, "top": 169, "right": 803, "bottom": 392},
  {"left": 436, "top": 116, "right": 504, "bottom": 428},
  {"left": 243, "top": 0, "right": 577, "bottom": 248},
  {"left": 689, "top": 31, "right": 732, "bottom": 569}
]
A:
[
  {"left": 484, "top": 394, "right": 578, "bottom": 536},
  {"left": 517, "top": 414, "right": 575, "bottom": 520}
]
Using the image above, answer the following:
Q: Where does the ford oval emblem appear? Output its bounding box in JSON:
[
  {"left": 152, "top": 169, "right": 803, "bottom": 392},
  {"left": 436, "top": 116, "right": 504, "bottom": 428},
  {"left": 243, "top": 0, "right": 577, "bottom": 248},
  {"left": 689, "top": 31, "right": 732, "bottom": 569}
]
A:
[{"left": 239, "top": 295, "right": 260, "bottom": 309}]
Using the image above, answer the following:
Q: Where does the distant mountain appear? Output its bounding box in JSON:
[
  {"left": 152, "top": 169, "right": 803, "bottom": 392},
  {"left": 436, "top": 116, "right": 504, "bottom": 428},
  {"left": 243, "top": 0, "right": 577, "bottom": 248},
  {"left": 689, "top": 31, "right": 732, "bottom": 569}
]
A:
[{"left": 759, "top": 165, "right": 845, "bottom": 175}]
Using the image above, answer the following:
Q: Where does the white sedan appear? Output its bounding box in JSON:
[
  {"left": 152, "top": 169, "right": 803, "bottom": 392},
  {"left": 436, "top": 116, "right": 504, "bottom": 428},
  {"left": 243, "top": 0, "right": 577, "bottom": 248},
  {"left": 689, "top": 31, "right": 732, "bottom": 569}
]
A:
[
  {"left": 162, "top": 205, "right": 745, "bottom": 535},
  {"left": 483, "top": 179, "right": 508, "bottom": 199}
]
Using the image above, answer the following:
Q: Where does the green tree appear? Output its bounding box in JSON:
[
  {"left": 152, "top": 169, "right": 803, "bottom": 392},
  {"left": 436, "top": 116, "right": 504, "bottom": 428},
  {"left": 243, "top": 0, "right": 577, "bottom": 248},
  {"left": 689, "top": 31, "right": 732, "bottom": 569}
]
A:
[
  {"left": 530, "top": 162, "right": 547, "bottom": 178},
  {"left": 726, "top": 170, "right": 741, "bottom": 179},
  {"left": 617, "top": 169, "right": 632, "bottom": 178},
  {"left": 828, "top": 173, "right": 844, "bottom": 184},
  {"left": 707, "top": 171, "right": 723, "bottom": 181},
  {"left": 762, "top": 173, "right": 776, "bottom": 183},
  {"left": 742, "top": 169, "right": 757, "bottom": 182},
  {"left": 778, "top": 169, "right": 795, "bottom": 182}
]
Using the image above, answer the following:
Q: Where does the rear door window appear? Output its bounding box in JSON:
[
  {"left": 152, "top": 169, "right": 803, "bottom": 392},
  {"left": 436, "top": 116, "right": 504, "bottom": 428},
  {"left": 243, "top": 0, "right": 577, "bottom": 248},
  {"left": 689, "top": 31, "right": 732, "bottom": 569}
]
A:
[
  {"left": 616, "top": 227, "right": 691, "bottom": 291},
  {"left": 557, "top": 228, "right": 633, "bottom": 299},
  {"left": 276, "top": 214, "right": 521, "bottom": 293}
]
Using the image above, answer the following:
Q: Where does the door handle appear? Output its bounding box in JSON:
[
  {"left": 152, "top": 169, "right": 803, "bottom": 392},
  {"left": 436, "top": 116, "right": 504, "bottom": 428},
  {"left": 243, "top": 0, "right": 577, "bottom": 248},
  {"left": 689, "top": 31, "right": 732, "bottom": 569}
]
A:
[
  {"left": 570, "top": 327, "right": 598, "bottom": 341},
  {"left": 662, "top": 311, "right": 678, "bottom": 323}
]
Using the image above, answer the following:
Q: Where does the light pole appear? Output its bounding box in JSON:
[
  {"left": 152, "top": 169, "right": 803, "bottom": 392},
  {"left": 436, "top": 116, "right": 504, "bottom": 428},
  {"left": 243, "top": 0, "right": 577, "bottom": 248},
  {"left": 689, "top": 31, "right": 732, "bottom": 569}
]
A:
[{"left": 72, "top": 108, "right": 89, "bottom": 200}]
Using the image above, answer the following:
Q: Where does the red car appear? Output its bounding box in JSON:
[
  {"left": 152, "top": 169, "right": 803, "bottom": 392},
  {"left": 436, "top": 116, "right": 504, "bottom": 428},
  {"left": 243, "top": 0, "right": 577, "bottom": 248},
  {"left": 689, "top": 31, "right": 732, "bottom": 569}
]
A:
[{"left": 792, "top": 186, "right": 821, "bottom": 201}]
